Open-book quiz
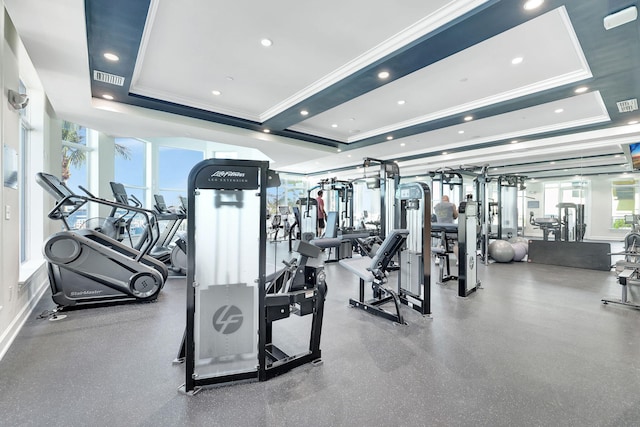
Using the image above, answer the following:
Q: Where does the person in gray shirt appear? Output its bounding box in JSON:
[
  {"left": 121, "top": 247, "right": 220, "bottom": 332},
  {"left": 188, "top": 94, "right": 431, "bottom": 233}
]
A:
[
  {"left": 434, "top": 195, "right": 458, "bottom": 223},
  {"left": 433, "top": 195, "right": 459, "bottom": 265}
]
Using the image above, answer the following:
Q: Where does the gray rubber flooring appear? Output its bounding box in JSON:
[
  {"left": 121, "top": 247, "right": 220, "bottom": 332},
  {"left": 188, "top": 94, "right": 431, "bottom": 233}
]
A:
[{"left": 1, "top": 247, "right": 639, "bottom": 426}]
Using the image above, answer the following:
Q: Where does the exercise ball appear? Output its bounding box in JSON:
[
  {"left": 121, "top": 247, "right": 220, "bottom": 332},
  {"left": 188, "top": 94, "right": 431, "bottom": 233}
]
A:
[
  {"left": 511, "top": 242, "right": 527, "bottom": 262},
  {"left": 489, "top": 240, "right": 515, "bottom": 263},
  {"left": 509, "top": 236, "right": 529, "bottom": 253}
]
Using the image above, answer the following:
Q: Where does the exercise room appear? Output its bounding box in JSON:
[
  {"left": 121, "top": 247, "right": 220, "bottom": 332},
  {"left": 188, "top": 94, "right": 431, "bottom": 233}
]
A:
[{"left": 1, "top": 1, "right": 639, "bottom": 425}]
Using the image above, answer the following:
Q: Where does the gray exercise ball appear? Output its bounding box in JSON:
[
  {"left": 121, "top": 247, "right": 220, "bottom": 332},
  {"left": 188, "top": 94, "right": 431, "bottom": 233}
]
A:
[
  {"left": 489, "top": 240, "right": 515, "bottom": 263},
  {"left": 509, "top": 236, "right": 529, "bottom": 254},
  {"left": 511, "top": 242, "right": 527, "bottom": 262}
]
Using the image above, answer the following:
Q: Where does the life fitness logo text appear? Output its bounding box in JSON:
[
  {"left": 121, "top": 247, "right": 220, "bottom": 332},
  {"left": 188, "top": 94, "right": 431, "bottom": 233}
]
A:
[
  {"left": 208, "top": 170, "right": 248, "bottom": 184},
  {"left": 212, "top": 305, "right": 244, "bottom": 334}
]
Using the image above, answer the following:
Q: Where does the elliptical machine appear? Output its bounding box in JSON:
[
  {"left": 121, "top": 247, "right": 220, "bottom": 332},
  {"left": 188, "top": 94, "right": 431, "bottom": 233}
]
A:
[{"left": 37, "top": 172, "right": 167, "bottom": 310}]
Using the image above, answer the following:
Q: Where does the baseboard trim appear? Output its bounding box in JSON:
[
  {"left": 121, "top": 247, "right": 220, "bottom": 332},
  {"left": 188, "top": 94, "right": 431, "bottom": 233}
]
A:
[{"left": 0, "top": 271, "right": 49, "bottom": 362}]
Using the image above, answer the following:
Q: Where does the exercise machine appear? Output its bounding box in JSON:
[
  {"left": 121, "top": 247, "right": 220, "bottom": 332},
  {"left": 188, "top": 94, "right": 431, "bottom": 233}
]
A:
[
  {"left": 557, "top": 202, "right": 586, "bottom": 241},
  {"left": 36, "top": 172, "right": 167, "bottom": 310},
  {"left": 179, "top": 159, "right": 326, "bottom": 394},
  {"left": 529, "top": 213, "right": 560, "bottom": 241},
  {"left": 602, "top": 231, "right": 640, "bottom": 309},
  {"left": 497, "top": 175, "right": 525, "bottom": 240},
  {"left": 339, "top": 229, "right": 411, "bottom": 324},
  {"left": 396, "top": 181, "right": 431, "bottom": 316},
  {"left": 361, "top": 157, "right": 400, "bottom": 238},
  {"left": 431, "top": 223, "right": 458, "bottom": 284},
  {"left": 529, "top": 202, "right": 586, "bottom": 242},
  {"left": 457, "top": 200, "right": 481, "bottom": 297}
]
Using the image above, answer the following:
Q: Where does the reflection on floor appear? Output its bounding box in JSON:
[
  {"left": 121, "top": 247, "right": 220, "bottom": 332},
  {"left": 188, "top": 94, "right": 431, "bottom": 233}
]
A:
[{"left": 1, "top": 239, "right": 639, "bottom": 426}]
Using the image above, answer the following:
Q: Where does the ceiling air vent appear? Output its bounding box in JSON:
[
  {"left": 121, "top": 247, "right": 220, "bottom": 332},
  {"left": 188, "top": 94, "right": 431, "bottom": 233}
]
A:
[
  {"left": 93, "top": 70, "right": 125, "bottom": 86},
  {"left": 616, "top": 98, "right": 638, "bottom": 113}
]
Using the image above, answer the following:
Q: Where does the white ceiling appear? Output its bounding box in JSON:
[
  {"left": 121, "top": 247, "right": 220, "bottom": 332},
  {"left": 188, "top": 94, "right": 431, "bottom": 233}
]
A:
[{"left": 5, "top": 0, "right": 640, "bottom": 179}]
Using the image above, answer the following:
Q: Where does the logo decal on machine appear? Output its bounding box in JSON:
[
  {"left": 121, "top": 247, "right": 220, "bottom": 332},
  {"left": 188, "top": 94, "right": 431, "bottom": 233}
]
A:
[
  {"left": 212, "top": 305, "right": 244, "bottom": 334},
  {"left": 210, "top": 171, "right": 246, "bottom": 178}
]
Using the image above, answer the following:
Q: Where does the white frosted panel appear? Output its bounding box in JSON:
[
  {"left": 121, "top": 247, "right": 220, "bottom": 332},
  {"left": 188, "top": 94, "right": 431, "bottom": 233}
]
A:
[
  {"left": 501, "top": 186, "right": 518, "bottom": 239},
  {"left": 385, "top": 180, "right": 396, "bottom": 235},
  {"left": 193, "top": 189, "right": 260, "bottom": 379}
]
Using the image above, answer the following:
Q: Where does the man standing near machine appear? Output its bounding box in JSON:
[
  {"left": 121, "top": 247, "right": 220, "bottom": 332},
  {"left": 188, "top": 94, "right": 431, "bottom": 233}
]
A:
[
  {"left": 434, "top": 195, "right": 458, "bottom": 223},
  {"left": 316, "top": 190, "right": 327, "bottom": 237},
  {"left": 434, "top": 195, "right": 459, "bottom": 265}
]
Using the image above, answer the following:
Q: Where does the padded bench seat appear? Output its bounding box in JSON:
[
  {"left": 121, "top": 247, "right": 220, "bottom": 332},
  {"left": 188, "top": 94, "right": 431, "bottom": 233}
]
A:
[{"left": 339, "top": 256, "right": 375, "bottom": 283}]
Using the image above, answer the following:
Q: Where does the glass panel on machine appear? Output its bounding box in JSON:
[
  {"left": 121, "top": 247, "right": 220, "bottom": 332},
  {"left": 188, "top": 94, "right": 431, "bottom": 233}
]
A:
[{"left": 193, "top": 188, "right": 260, "bottom": 379}]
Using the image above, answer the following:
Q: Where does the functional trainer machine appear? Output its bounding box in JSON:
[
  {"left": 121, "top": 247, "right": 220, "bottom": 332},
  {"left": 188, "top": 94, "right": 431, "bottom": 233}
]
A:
[
  {"left": 179, "top": 159, "right": 327, "bottom": 394},
  {"left": 36, "top": 172, "right": 167, "bottom": 310}
]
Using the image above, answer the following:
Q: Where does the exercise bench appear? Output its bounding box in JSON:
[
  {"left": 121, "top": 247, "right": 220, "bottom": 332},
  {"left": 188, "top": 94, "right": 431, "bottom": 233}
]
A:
[{"left": 339, "top": 229, "right": 409, "bottom": 324}]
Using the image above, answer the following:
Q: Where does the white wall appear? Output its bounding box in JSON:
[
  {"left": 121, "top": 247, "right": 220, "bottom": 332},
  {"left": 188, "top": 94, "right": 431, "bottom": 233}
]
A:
[{"left": 0, "top": 8, "right": 59, "bottom": 359}]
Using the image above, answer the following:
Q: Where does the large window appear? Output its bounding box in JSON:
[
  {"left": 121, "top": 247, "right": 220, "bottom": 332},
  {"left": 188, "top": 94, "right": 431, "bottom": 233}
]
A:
[
  {"left": 611, "top": 179, "right": 638, "bottom": 229},
  {"left": 61, "top": 121, "right": 91, "bottom": 229},
  {"left": 543, "top": 181, "right": 587, "bottom": 217},
  {"left": 18, "top": 81, "right": 30, "bottom": 262},
  {"left": 157, "top": 146, "right": 203, "bottom": 207},
  {"left": 114, "top": 137, "right": 146, "bottom": 203}
]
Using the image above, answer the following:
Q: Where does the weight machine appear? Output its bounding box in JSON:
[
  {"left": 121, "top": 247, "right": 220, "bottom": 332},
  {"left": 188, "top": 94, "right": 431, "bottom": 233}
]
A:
[
  {"left": 179, "top": 159, "right": 326, "bottom": 394},
  {"left": 603, "top": 230, "right": 640, "bottom": 309}
]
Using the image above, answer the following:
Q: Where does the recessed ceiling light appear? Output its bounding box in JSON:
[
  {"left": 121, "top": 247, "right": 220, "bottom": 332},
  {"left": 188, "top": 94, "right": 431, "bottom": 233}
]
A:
[
  {"left": 615, "top": 154, "right": 621, "bottom": 158},
  {"left": 442, "top": 151, "right": 448, "bottom": 155},
  {"left": 554, "top": 108, "right": 564, "bottom": 113},
  {"left": 524, "top": 0, "right": 544, "bottom": 11},
  {"left": 261, "top": 38, "right": 273, "bottom": 47},
  {"left": 511, "top": 140, "right": 518, "bottom": 144},
  {"left": 621, "top": 164, "right": 627, "bottom": 168},
  {"left": 574, "top": 86, "right": 588, "bottom": 94},
  {"left": 103, "top": 52, "right": 119, "bottom": 61},
  {"left": 386, "top": 136, "right": 393, "bottom": 140},
  {"left": 464, "top": 115, "right": 473, "bottom": 121},
  {"left": 337, "top": 149, "right": 342, "bottom": 152},
  {"left": 263, "top": 129, "right": 271, "bottom": 133},
  {"left": 511, "top": 56, "right": 524, "bottom": 65},
  {"left": 348, "top": 154, "right": 352, "bottom": 158},
  {"left": 102, "top": 94, "right": 114, "bottom": 100},
  {"left": 378, "top": 71, "right": 390, "bottom": 79},
  {"left": 300, "top": 110, "right": 309, "bottom": 116},
  {"left": 212, "top": 90, "right": 221, "bottom": 96},
  {"left": 550, "top": 161, "right": 556, "bottom": 164},
  {"left": 331, "top": 124, "right": 338, "bottom": 128},
  {"left": 397, "top": 100, "right": 405, "bottom": 105},
  {"left": 400, "top": 143, "right": 406, "bottom": 147},
  {"left": 458, "top": 130, "right": 465, "bottom": 134},
  {"left": 628, "top": 120, "right": 639, "bottom": 125}
]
